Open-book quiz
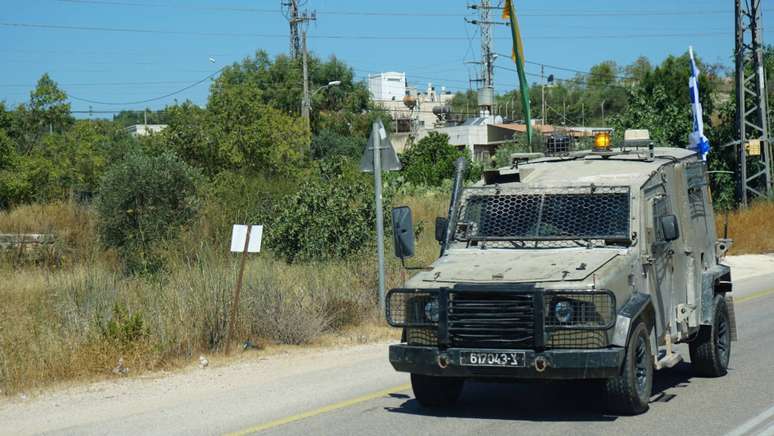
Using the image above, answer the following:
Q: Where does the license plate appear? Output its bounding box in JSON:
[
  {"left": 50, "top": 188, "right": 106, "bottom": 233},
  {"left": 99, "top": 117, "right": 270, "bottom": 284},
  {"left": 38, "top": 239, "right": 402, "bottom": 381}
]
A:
[{"left": 460, "top": 351, "right": 526, "bottom": 368}]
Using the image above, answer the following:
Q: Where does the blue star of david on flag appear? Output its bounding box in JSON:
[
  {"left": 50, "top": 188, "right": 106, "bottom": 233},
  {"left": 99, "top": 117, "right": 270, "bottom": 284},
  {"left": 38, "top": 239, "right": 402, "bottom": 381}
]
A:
[{"left": 688, "top": 46, "right": 711, "bottom": 161}]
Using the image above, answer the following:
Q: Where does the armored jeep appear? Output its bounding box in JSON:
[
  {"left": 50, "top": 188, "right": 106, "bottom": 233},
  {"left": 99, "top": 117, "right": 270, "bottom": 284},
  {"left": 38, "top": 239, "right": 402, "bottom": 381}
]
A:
[{"left": 387, "top": 136, "right": 735, "bottom": 415}]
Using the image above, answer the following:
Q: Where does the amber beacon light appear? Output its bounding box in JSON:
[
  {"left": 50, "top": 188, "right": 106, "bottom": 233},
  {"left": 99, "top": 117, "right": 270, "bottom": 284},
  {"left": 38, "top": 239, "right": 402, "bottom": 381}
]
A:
[{"left": 593, "top": 131, "right": 612, "bottom": 150}]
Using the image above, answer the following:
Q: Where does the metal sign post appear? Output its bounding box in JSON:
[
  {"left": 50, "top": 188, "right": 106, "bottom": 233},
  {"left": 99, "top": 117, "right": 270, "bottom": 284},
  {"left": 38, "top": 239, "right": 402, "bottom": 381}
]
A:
[
  {"left": 373, "top": 127, "right": 386, "bottom": 314},
  {"left": 226, "top": 224, "right": 263, "bottom": 355},
  {"left": 360, "top": 120, "right": 401, "bottom": 313}
]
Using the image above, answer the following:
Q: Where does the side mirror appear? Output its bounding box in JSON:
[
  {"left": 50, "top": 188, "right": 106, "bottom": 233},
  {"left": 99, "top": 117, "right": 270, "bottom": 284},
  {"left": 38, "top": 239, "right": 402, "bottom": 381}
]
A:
[
  {"left": 659, "top": 215, "right": 680, "bottom": 242},
  {"left": 391, "top": 206, "right": 415, "bottom": 259},
  {"left": 435, "top": 217, "right": 449, "bottom": 244}
]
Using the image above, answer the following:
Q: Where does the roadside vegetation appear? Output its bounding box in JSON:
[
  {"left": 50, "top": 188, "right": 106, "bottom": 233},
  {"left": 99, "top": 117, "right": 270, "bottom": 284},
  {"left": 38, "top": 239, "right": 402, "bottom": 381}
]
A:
[
  {"left": 718, "top": 200, "right": 774, "bottom": 255},
  {"left": 1, "top": 48, "right": 773, "bottom": 395},
  {"left": 0, "top": 193, "right": 447, "bottom": 394}
]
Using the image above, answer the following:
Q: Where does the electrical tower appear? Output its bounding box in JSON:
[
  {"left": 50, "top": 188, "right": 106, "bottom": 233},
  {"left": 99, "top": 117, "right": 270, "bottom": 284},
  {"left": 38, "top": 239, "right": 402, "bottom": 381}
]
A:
[
  {"left": 478, "top": 0, "right": 494, "bottom": 106},
  {"left": 466, "top": 1, "right": 503, "bottom": 115},
  {"left": 734, "top": 0, "right": 772, "bottom": 206}
]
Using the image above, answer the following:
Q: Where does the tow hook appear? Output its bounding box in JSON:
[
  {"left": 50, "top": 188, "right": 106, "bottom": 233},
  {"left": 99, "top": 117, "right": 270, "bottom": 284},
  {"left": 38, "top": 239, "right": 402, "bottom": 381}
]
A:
[
  {"left": 534, "top": 356, "right": 549, "bottom": 372},
  {"left": 437, "top": 353, "right": 450, "bottom": 369}
]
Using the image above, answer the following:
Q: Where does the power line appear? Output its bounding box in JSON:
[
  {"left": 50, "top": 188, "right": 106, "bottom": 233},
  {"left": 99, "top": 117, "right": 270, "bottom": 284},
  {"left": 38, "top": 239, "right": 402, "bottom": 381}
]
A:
[
  {"left": 0, "top": 62, "right": 673, "bottom": 108},
  {"left": 1, "top": 22, "right": 762, "bottom": 41},
  {"left": 495, "top": 53, "right": 633, "bottom": 80},
  {"left": 494, "top": 65, "right": 633, "bottom": 91},
  {"left": 351, "top": 69, "right": 470, "bottom": 87},
  {"left": 0, "top": 22, "right": 284, "bottom": 38},
  {"left": 71, "top": 109, "right": 126, "bottom": 114},
  {"left": 0, "top": 80, "right": 198, "bottom": 88},
  {"left": 54, "top": 0, "right": 278, "bottom": 13},
  {"left": 49, "top": 1, "right": 773, "bottom": 18},
  {"left": 67, "top": 67, "right": 225, "bottom": 105}
]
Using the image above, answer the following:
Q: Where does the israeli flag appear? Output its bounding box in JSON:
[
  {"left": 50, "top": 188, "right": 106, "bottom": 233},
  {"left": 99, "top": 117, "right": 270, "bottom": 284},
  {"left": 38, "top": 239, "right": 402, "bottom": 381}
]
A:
[{"left": 688, "top": 46, "right": 710, "bottom": 160}]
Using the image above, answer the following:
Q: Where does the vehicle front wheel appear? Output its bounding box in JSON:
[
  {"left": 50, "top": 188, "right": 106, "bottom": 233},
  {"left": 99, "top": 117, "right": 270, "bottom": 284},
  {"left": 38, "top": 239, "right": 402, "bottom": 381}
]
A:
[
  {"left": 689, "top": 295, "right": 731, "bottom": 377},
  {"left": 605, "top": 320, "right": 653, "bottom": 415},
  {"left": 410, "top": 373, "right": 464, "bottom": 408}
]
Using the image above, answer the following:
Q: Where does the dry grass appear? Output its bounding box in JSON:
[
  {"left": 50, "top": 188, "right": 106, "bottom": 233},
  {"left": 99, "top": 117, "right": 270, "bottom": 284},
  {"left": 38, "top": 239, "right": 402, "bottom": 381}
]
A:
[
  {"left": 0, "top": 201, "right": 105, "bottom": 267},
  {"left": 0, "top": 201, "right": 93, "bottom": 240},
  {"left": 0, "top": 250, "right": 405, "bottom": 393},
  {"left": 716, "top": 200, "right": 774, "bottom": 255},
  {"left": 0, "top": 194, "right": 449, "bottom": 395}
]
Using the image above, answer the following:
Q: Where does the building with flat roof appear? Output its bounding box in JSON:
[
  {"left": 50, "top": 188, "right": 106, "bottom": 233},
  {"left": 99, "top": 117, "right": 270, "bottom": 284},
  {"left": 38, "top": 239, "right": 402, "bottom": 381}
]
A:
[
  {"left": 126, "top": 124, "right": 167, "bottom": 137},
  {"left": 368, "top": 72, "right": 406, "bottom": 101}
]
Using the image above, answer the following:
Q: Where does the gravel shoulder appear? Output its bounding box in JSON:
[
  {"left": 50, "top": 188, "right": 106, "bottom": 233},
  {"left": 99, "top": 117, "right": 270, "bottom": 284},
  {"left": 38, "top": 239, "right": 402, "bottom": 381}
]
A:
[{"left": 0, "top": 342, "right": 400, "bottom": 435}]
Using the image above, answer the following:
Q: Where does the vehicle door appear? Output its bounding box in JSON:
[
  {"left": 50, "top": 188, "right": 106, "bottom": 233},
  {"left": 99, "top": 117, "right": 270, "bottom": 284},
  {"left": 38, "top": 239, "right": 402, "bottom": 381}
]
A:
[{"left": 647, "top": 193, "right": 678, "bottom": 339}]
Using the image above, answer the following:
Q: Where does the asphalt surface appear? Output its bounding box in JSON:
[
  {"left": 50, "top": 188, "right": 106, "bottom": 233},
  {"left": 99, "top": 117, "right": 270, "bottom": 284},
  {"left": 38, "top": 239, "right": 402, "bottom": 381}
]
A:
[
  {"left": 253, "top": 273, "right": 774, "bottom": 436},
  {"left": 2, "top": 271, "right": 773, "bottom": 436}
]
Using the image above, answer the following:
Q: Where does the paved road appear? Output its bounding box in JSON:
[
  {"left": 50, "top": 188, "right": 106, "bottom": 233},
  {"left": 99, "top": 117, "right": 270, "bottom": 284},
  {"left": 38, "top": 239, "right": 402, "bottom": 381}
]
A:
[
  {"left": 251, "top": 274, "right": 774, "bottom": 436},
  {"left": 2, "top": 271, "right": 773, "bottom": 436}
]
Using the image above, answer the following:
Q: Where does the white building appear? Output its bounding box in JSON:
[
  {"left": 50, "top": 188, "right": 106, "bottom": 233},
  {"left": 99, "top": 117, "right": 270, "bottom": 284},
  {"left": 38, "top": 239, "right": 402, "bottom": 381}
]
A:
[
  {"left": 367, "top": 71, "right": 458, "bottom": 153},
  {"left": 413, "top": 115, "right": 503, "bottom": 160},
  {"left": 126, "top": 124, "right": 168, "bottom": 137},
  {"left": 368, "top": 72, "right": 406, "bottom": 101}
]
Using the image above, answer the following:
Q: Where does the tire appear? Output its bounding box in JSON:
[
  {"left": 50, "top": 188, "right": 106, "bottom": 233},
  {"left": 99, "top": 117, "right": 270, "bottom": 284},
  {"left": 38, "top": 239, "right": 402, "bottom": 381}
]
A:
[
  {"left": 410, "top": 373, "right": 464, "bottom": 408},
  {"left": 605, "top": 321, "right": 653, "bottom": 415},
  {"left": 689, "top": 295, "right": 731, "bottom": 377}
]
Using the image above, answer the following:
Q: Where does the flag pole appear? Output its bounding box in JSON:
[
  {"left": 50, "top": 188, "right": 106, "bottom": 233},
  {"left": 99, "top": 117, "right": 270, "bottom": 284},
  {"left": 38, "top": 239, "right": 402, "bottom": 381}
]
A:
[{"left": 504, "top": 0, "right": 533, "bottom": 146}]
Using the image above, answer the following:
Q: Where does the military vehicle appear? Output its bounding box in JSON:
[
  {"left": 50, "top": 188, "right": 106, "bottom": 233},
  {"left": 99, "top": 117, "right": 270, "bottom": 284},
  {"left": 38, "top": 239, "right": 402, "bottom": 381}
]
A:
[{"left": 387, "top": 131, "right": 735, "bottom": 415}]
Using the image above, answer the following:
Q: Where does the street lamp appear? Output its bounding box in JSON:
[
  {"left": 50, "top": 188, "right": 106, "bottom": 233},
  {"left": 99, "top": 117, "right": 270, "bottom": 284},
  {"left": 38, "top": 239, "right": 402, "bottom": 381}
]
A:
[
  {"left": 303, "top": 80, "right": 342, "bottom": 129},
  {"left": 313, "top": 80, "right": 342, "bottom": 96}
]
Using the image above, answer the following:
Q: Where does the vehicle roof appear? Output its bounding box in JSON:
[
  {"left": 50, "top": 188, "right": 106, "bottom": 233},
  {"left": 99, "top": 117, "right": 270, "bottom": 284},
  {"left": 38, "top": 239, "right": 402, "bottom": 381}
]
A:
[{"left": 513, "top": 147, "right": 697, "bottom": 189}]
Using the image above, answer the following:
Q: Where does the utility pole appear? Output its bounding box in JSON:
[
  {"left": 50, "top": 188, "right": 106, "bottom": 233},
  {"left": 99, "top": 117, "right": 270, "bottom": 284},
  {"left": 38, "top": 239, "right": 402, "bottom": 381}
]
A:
[
  {"left": 479, "top": 0, "right": 493, "bottom": 114},
  {"left": 301, "top": 30, "right": 311, "bottom": 126},
  {"left": 282, "top": 0, "right": 301, "bottom": 59},
  {"left": 284, "top": 4, "right": 315, "bottom": 126},
  {"left": 734, "top": 0, "right": 772, "bottom": 206},
  {"left": 541, "top": 64, "right": 546, "bottom": 128},
  {"left": 466, "top": 1, "right": 508, "bottom": 116}
]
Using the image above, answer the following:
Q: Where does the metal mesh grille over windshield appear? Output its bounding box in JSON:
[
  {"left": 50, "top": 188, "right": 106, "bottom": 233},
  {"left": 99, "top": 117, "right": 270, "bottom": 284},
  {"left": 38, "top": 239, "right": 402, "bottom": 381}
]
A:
[{"left": 455, "top": 186, "right": 630, "bottom": 242}]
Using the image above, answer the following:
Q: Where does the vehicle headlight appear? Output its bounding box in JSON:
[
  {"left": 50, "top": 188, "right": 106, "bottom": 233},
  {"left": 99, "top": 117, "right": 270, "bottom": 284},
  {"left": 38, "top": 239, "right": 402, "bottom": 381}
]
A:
[
  {"left": 424, "top": 299, "right": 440, "bottom": 323},
  {"left": 554, "top": 301, "right": 574, "bottom": 324}
]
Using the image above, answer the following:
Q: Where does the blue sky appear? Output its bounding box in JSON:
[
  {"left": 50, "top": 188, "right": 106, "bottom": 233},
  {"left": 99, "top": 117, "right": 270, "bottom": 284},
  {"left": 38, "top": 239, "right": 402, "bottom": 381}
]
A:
[{"left": 0, "top": 0, "right": 768, "bottom": 117}]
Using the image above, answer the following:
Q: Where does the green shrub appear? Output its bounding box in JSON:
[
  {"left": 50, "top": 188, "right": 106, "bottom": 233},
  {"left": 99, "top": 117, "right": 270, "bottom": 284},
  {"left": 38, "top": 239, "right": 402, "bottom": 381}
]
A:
[
  {"left": 95, "top": 151, "right": 201, "bottom": 273},
  {"left": 99, "top": 303, "right": 149, "bottom": 345},
  {"left": 311, "top": 129, "right": 364, "bottom": 160},
  {"left": 493, "top": 137, "right": 531, "bottom": 168},
  {"left": 197, "top": 171, "right": 300, "bottom": 253},
  {"left": 400, "top": 132, "right": 475, "bottom": 187},
  {"left": 270, "top": 157, "right": 383, "bottom": 263}
]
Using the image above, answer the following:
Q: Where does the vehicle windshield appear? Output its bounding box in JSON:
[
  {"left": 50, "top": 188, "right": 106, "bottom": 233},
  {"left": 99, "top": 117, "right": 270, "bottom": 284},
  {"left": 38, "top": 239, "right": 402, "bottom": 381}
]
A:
[{"left": 453, "top": 186, "right": 631, "bottom": 247}]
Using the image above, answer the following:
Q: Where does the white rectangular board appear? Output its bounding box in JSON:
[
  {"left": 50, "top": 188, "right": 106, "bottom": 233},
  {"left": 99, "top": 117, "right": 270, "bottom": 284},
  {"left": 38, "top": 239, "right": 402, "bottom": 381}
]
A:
[{"left": 230, "top": 225, "right": 263, "bottom": 253}]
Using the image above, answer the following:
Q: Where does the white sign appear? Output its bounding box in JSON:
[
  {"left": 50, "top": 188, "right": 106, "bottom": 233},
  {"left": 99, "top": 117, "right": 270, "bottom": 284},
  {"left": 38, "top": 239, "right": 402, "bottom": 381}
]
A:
[{"left": 230, "top": 225, "right": 263, "bottom": 253}]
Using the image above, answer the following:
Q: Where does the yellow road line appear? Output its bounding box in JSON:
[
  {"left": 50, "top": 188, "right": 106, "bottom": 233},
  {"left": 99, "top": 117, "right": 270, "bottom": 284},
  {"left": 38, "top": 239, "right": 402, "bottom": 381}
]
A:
[
  {"left": 226, "top": 288, "right": 774, "bottom": 435},
  {"left": 225, "top": 383, "right": 411, "bottom": 436},
  {"left": 735, "top": 288, "right": 774, "bottom": 304}
]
